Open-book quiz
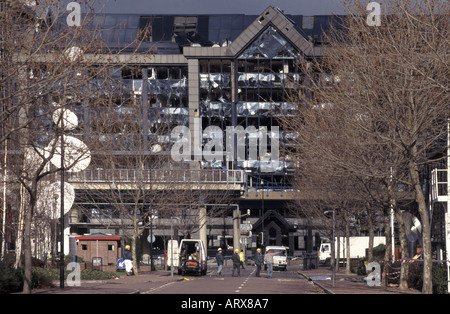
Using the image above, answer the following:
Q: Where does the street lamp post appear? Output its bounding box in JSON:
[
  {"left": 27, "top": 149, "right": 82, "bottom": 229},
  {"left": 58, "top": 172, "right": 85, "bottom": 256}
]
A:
[
  {"left": 150, "top": 219, "right": 154, "bottom": 271},
  {"left": 256, "top": 180, "right": 265, "bottom": 247},
  {"left": 59, "top": 114, "right": 65, "bottom": 289},
  {"left": 170, "top": 216, "right": 180, "bottom": 277},
  {"left": 171, "top": 220, "right": 174, "bottom": 277},
  {"left": 149, "top": 210, "right": 158, "bottom": 271},
  {"left": 324, "top": 209, "right": 336, "bottom": 288},
  {"left": 332, "top": 209, "right": 335, "bottom": 288},
  {"left": 446, "top": 121, "right": 450, "bottom": 293}
]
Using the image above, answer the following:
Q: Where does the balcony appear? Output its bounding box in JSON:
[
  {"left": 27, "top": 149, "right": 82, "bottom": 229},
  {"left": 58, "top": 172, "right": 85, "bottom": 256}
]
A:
[{"left": 67, "top": 168, "right": 245, "bottom": 191}]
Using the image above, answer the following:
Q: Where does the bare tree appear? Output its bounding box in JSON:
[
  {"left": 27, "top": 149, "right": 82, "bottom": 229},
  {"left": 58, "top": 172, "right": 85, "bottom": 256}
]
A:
[
  {"left": 0, "top": 0, "right": 137, "bottom": 293},
  {"left": 281, "top": 0, "right": 448, "bottom": 293}
]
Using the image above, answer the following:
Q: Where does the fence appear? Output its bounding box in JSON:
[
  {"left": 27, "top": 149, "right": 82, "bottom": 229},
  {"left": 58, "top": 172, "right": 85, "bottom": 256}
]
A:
[{"left": 67, "top": 168, "right": 245, "bottom": 185}]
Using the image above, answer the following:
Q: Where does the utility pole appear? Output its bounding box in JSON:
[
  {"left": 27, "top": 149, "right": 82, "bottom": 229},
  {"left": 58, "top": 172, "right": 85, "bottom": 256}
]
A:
[
  {"left": 446, "top": 121, "right": 450, "bottom": 293},
  {"left": 59, "top": 111, "right": 65, "bottom": 289},
  {"left": 324, "top": 209, "right": 336, "bottom": 287}
]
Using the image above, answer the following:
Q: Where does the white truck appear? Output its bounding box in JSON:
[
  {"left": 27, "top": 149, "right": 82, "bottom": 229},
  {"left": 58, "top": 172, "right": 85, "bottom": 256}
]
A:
[
  {"left": 168, "top": 239, "right": 207, "bottom": 276},
  {"left": 264, "top": 246, "right": 288, "bottom": 271},
  {"left": 318, "top": 236, "right": 385, "bottom": 265}
]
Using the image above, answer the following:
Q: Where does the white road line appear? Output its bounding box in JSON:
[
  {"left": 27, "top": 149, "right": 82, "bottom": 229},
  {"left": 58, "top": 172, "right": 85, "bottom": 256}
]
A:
[
  {"left": 142, "top": 281, "right": 176, "bottom": 294},
  {"left": 235, "top": 269, "right": 255, "bottom": 293}
]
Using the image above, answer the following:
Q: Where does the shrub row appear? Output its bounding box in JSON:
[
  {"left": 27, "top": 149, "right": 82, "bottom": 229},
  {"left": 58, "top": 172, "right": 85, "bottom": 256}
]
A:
[{"left": 0, "top": 266, "right": 124, "bottom": 294}]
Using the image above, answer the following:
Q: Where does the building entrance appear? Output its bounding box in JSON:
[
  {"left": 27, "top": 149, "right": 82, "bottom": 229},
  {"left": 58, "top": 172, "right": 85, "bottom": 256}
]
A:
[{"left": 252, "top": 209, "right": 292, "bottom": 250}]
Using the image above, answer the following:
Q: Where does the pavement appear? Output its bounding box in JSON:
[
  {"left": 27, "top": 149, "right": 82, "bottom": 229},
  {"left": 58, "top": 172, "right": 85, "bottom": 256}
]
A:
[
  {"left": 32, "top": 270, "right": 183, "bottom": 294},
  {"left": 30, "top": 267, "right": 421, "bottom": 294},
  {"left": 298, "top": 268, "right": 421, "bottom": 294}
]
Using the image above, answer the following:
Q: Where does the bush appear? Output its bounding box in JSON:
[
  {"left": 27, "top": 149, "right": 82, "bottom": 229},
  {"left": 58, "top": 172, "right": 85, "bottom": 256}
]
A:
[
  {"left": 352, "top": 256, "right": 447, "bottom": 294},
  {"left": 432, "top": 264, "right": 448, "bottom": 294},
  {"left": 79, "top": 269, "right": 123, "bottom": 280},
  {"left": 0, "top": 267, "right": 24, "bottom": 294},
  {"left": 356, "top": 258, "right": 367, "bottom": 276},
  {"left": 405, "top": 261, "right": 448, "bottom": 294},
  {"left": 407, "top": 262, "right": 422, "bottom": 290},
  {"left": 0, "top": 266, "right": 55, "bottom": 293},
  {"left": 32, "top": 267, "right": 124, "bottom": 281},
  {"left": 31, "top": 268, "right": 54, "bottom": 289},
  {"left": 372, "top": 244, "right": 386, "bottom": 259},
  {"left": 0, "top": 262, "right": 125, "bottom": 293}
]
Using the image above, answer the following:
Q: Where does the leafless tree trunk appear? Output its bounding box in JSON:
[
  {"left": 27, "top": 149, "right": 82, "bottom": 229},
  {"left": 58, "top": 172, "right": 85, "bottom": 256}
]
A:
[
  {"left": 281, "top": 0, "right": 448, "bottom": 293},
  {"left": 0, "top": 0, "right": 136, "bottom": 292}
]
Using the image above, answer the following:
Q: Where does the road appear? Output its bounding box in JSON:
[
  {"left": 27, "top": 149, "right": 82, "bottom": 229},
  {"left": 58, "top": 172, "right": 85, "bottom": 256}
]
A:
[{"left": 142, "top": 264, "right": 322, "bottom": 294}]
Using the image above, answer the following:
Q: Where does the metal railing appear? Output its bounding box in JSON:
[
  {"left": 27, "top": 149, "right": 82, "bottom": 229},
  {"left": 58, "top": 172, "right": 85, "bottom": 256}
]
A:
[{"left": 67, "top": 168, "right": 245, "bottom": 185}]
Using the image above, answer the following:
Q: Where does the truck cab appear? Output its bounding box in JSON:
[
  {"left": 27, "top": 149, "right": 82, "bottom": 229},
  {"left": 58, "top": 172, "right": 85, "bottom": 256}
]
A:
[
  {"left": 265, "top": 246, "right": 288, "bottom": 271},
  {"left": 318, "top": 242, "right": 331, "bottom": 264}
]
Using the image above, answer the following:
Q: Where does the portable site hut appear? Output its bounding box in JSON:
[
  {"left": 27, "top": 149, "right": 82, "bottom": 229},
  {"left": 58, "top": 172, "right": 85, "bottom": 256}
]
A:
[{"left": 74, "top": 233, "right": 122, "bottom": 266}]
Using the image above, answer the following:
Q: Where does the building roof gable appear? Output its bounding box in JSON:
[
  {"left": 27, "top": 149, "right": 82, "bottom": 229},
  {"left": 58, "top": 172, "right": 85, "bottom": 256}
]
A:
[
  {"left": 183, "top": 6, "right": 315, "bottom": 58},
  {"left": 228, "top": 6, "right": 313, "bottom": 57}
]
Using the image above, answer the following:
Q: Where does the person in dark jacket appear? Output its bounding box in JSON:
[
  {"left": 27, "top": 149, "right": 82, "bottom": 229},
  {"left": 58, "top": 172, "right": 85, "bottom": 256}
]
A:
[
  {"left": 123, "top": 245, "right": 133, "bottom": 275},
  {"left": 215, "top": 248, "right": 224, "bottom": 277},
  {"left": 231, "top": 249, "right": 241, "bottom": 277},
  {"left": 254, "top": 248, "right": 263, "bottom": 277}
]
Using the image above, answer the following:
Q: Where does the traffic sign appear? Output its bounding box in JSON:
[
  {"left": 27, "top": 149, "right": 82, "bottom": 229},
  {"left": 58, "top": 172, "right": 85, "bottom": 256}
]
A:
[
  {"left": 240, "top": 230, "right": 252, "bottom": 238},
  {"left": 147, "top": 235, "right": 156, "bottom": 243},
  {"left": 240, "top": 223, "right": 252, "bottom": 232}
]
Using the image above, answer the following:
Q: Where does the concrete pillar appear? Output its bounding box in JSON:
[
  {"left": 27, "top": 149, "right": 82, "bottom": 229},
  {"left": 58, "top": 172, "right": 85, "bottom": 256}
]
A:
[
  {"left": 199, "top": 206, "right": 207, "bottom": 252},
  {"left": 233, "top": 209, "right": 241, "bottom": 252},
  {"left": 141, "top": 68, "right": 148, "bottom": 149}
]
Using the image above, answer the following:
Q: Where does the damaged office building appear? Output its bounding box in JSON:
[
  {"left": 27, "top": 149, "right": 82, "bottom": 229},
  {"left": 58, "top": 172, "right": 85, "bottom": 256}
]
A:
[{"left": 14, "top": 6, "right": 348, "bottom": 260}]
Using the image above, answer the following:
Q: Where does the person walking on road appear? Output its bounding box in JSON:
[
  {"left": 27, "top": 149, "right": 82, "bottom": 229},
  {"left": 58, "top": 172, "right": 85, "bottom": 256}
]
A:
[
  {"left": 254, "top": 248, "right": 263, "bottom": 277},
  {"left": 216, "top": 248, "right": 224, "bottom": 278},
  {"left": 232, "top": 249, "right": 241, "bottom": 277},
  {"left": 264, "top": 249, "right": 275, "bottom": 278},
  {"left": 239, "top": 250, "right": 245, "bottom": 269}
]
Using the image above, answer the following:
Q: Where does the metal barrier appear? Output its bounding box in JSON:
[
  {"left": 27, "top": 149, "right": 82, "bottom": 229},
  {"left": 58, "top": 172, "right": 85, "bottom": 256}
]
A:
[{"left": 67, "top": 168, "right": 244, "bottom": 185}]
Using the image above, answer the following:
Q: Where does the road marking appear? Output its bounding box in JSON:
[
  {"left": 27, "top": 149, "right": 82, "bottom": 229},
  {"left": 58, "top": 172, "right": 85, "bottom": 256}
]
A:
[
  {"left": 142, "top": 281, "right": 176, "bottom": 294},
  {"left": 235, "top": 269, "right": 255, "bottom": 293}
]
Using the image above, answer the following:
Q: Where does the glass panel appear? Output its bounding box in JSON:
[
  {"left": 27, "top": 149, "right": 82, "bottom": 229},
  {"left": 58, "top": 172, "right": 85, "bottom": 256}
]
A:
[{"left": 238, "top": 26, "right": 297, "bottom": 60}]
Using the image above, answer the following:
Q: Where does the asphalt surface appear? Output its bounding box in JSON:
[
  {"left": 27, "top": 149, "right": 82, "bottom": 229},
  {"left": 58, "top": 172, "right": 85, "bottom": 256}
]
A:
[{"left": 31, "top": 264, "right": 420, "bottom": 295}]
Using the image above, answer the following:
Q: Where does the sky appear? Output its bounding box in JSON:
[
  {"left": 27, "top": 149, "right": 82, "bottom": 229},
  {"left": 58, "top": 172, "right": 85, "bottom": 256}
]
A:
[{"left": 88, "top": 0, "right": 348, "bottom": 15}]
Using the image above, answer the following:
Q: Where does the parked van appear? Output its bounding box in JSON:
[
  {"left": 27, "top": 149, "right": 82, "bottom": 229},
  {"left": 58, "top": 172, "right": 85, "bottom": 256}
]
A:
[
  {"left": 265, "top": 246, "right": 288, "bottom": 271},
  {"left": 167, "top": 239, "right": 207, "bottom": 276}
]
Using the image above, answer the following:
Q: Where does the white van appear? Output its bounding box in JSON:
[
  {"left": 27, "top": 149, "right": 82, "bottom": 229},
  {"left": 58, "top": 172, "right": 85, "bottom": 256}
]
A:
[
  {"left": 265, "top": 246, "right": 288, "bottom": 271},
  {"left": 168, "top": 239, "right": 207, "bottom": 276}
]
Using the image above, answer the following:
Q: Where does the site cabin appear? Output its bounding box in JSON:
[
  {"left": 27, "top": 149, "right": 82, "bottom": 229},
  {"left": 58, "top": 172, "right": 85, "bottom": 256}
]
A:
[
  {"left": 318, "top": 236, "right": 386, "bottom": 265},
  {"left": 168, "top": 239, "right": 207, "bottom": 276},
  {"left": 264, "top": 246, "right": 288, "bottom": 271},
  {"left": 73, "top": 233, "right": 122, "bottom": 267}
]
